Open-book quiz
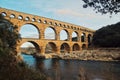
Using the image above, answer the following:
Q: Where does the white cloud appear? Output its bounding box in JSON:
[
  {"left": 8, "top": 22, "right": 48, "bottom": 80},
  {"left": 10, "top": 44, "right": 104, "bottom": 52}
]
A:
[
  {"left": 50, "top": 8, "right": 100, "bottom": 18},
  {"left": 45, "top": 33, "right": 55, "bottom": 39},
  {"left": 21, "top": 33, "right": 39, "bottom": 38}
]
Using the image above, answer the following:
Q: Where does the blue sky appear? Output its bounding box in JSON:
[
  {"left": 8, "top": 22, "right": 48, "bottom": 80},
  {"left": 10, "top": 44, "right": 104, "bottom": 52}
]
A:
[{"left": 0, "top": 0, "right": 120, "bottom": 30}]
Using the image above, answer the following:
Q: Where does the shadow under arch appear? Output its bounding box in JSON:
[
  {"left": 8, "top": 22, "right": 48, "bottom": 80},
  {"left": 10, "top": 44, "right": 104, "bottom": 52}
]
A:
[
  {"left": 44, "top": 26, "right": 56, "bottom": 40},
  {"left": 72, "top": 43, "right": 80, "bottom": 51},
  {"left": 45, "top": 42, "right": 57, "bottom": 54},
  {"left": 82, "top": 44, "right": 86, "bottom": 50},
  {"left": 19, "top": 23, "right": 40, "bottom": 39},
  {"left": 88, "top": 34, "right": 92, "bottom": 47},
  {"left": 60, "top": 43, "right": 70, "bottom": 53},
  {"left": 20, "top": 41, "right": 41, "bottom": 54},
  {"left": 81, "top": 33, "right": 86, "bottom": 42}
]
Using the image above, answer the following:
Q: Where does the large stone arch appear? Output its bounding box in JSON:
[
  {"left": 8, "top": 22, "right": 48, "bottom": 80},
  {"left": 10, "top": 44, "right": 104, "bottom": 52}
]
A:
[
  {"left": 81, "top": 33, "right": 86, "bottom": 42},
  {"left": 72, "top": 43, "right": 80, "bottom": 51},
  {"left": 44, "top": 26, "right": 56, "bottom": 40},
  {"left": 19, "top": 23, "right": 40, "bottom": 38},
  {"left": 82, "top": 44, "right": 86, "bottom": 50},
  {"left": 88, "top": 34, "right": 92, "bottom": 46},
  {"left": 60, "top": 43, "right": 70, "bottom": 53},
  {"left": 20, "top": 41, "right": 41, "bottom": 54},
  {"left": 60, "top": 29, "right": 70, "bottom": 41},
  {"left": 45, "top": 42, "right": 57, "bottom": 53},
  {"left": 72, "top": 31, "right": 79, "bottom": 42}
]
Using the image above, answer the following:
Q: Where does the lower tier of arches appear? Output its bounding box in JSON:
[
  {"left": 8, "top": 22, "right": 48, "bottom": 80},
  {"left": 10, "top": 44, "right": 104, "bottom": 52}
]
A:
[{"left": 17, "top": 39, "right": 88, "bottom": 55}]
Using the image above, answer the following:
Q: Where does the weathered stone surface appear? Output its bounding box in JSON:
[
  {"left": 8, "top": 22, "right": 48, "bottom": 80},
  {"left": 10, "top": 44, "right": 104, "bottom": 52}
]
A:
[{"left": 0, "top": 7, "right": 94, "bottom": 56}]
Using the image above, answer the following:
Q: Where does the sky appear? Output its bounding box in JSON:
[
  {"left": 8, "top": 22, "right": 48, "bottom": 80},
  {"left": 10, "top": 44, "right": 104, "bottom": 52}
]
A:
[
  {"left": 0, "top": 0, "right": 120, "bottom": 30},
  {"left": 0, "top": 0, "right": 120, "bottom": 47}
]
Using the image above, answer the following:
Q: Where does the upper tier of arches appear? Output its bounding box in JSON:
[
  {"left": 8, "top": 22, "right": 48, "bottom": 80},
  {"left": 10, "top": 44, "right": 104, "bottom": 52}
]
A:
[{"left": 0, "top": 8, "right": 94, "bottom": 33}]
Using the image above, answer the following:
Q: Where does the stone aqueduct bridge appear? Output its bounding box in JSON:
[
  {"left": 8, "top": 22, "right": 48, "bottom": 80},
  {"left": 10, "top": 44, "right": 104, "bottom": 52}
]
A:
[{"left": 0, "top": 8, "right": 95, "bottom": 56}]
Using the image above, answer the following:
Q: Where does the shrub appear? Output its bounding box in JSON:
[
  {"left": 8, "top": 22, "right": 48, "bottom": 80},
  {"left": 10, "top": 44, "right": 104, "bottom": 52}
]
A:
[{"left": 0, "top": 14, "right": 47, "bottom": 80}]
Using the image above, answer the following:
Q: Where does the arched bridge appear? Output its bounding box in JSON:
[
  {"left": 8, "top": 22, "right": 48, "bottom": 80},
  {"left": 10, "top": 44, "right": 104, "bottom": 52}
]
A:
[{"left": 0, "top": 7, "right": 95, "bottom": 57}]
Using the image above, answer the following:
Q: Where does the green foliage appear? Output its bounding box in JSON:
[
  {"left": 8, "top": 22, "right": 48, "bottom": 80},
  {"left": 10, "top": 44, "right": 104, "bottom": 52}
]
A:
[
  {"left": 93, "top": 22, "right": 120, "bottom": 47},
  {"left": 0, "top": 14, "right": 20, "bottom": 55},
  {"left": 82, "top": 0, "right": 120, "bottom": 15},
  {"left": 0, "top": 14, "right": 47, "bottom": 80},
  {"left": 0, "top": 54, "right": 47, "bottom": 80}
]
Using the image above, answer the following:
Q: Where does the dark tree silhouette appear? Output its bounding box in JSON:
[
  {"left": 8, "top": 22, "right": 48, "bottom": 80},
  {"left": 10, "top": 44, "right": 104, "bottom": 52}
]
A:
[
  {"left": 92, "top": 22, "right": 120, "bottom": 47},
  {"left": 82, "top": 0, "right": 120, "bottom": 15},
  {"left": 0, "top": 14, "right": 46, "bottom": 80},
  {"left": 0, "top": 14, "right": 20, "bottom": 55}
]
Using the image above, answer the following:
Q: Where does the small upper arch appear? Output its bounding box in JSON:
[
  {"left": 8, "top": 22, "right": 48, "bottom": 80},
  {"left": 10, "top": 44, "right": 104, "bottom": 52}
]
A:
[
  {"left": 32, "top": 18, "right": 36, "bottom": 22},
  {"left": 37, "top": 19, "right": 42, "bottom": 23},
  {"left": 25, "top": 17, "right": 30, "bottom": 21},
  {"left": 43, "top": 20, "right": 47, "bottom": 24},
  {"left": 54, "top": 22, "right": 58, "bottom": 26},
  {"left": 18, "top": 15, "right": 23, "bottom": 20},
  {"left": 49, "top": 21, "right": 53, "bottom": 25},
  {"left": 59, "top": 23, "right": 62, "bottom": 27},
  {"left": 10, "top": 14, "right": 16, "bottom": 18},
  {"left": 1, "top": 12, "right": 7, "bottom": 16}
]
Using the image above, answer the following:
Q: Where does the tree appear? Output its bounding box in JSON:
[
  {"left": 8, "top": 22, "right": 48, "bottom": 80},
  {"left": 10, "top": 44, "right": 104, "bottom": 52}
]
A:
[
  {"left": 92, "top": 22, "right": 120, "bottom": 47},
  {"left": 0, "top": 14, "right": 20, "bottom": 56},
  {"left": 82, "top": 0, "right": 120, "bottom": 15},
  {"left": 0, "top": 14, "right": 46, "bottom": 80}
]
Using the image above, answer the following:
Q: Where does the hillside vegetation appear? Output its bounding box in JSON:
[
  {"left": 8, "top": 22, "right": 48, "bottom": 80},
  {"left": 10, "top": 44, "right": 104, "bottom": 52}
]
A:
[{"left": 92, "top": 22, "right": 120, "bottom": 47}]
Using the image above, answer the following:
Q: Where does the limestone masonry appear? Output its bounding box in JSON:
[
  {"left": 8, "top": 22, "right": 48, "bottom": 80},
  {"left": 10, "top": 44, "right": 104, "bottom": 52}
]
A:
[{"left": 0, "top": 7, "right": 95, "bottom": 57}]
